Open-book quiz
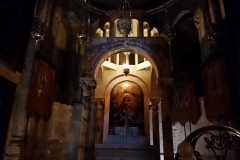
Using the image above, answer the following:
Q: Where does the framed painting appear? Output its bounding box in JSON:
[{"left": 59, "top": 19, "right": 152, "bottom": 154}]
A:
[
  {"left": 202, "top": 57, "right": 231, "bottom": 121},
  {"left": 27, "top": 57, "right": 55, "bottom": 120}
]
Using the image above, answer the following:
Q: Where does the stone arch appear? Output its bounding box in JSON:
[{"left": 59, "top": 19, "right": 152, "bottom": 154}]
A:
[
  {"left": 95, "top": 28, "right": 103, "bottom": 37},
  {"left": 93, "top": 48, "right": 159, "bottom": 78},
  {"left": 84, "top": 38, "right": 170, "bottom": 79},
  {"left": 151, "top": 27, "right": 159, "bottom": 37},
  {"left": 172, "top": 10, "right": 192, "bottom": 28},
  {"left": 103, "top": 76, "right": 150, "bottom": 143}
]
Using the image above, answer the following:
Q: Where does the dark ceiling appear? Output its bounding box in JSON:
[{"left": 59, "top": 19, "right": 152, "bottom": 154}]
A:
[
  {"left": 0, "top": 0, "right": 36, "bottom": 71},
  {"left": 75, "top": 0, "right": 178, "bottom": 14},
  {"left": 89, "top": 0, "right": 169, "bottom": 10}
]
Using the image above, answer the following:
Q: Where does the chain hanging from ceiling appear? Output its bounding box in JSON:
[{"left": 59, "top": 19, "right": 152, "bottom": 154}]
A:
[
  {"left": 77, "top": 0, "right": 89, "bottom": 45},
  {"left": 117, "top": 0, "right": 132, "bottom": 37}
]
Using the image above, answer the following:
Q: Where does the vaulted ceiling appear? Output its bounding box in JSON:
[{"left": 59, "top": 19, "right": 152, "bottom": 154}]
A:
[{"left": 74, "top": 0, "right": 178, "bottom": 15}]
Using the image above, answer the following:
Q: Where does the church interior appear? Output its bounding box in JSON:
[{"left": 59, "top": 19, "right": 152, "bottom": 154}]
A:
[{"left": 1, "top": 0, "right": 240, "bottom": 159}]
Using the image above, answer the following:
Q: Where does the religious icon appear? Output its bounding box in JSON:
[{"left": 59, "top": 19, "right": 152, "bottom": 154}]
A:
[{"left": 109, "top": 82, "right": 144, "bottom": 131}]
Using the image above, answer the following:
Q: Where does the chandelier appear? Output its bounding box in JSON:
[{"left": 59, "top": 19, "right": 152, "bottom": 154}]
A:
[
  {"left": 77, "top": 23, "right": 88, "bottom": 45},
  {"left": 77, "top": 3, "right": 89, "bottom": 45},
  {"left": 31, "top": 15, "right": 45, "bottom": 45},
  {"left": 117, "top": 0, "right": 132, "bottom": 37}
]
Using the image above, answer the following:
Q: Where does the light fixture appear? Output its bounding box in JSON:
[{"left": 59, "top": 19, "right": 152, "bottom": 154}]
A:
[
  {"left": 122, "top": 63, "right": 130, "bottom": 76},
  {"left": 77, "top": 3, "right": 89, "bottom": 45},
  {"left": 124, "top": 83, "right": 129, "bottom": 87},
  {"left": 31, "top": 15, "right": 45, "bottom": 45},
  {"left": 117, "top": 0, "right": 132, "bottom": 37},
  {"left": 77, "top": 24, "right": 88, "bottom": 45}
]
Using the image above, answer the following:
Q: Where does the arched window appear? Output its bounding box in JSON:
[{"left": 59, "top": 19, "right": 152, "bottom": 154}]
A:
[
  {"left": 150, "top": 27, "right": 159, "bottom": 37},
  {"left": 114, "top": 19, "right": 139, "bottom": 37},
  {"left": 95, "top": 28, "right": 103, "bottom": 37}
]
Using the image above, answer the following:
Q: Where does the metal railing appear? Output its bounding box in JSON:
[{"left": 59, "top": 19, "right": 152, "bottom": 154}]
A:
[{"left": 175, "top": 125, "right": 240, "bottom": 160}]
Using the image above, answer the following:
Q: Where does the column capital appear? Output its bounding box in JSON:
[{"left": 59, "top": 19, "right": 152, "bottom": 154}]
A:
[
  {"left": 79, "top": 77, "right": 96, "bottom": 88},
  {"left": 193, "top": 15, "right": 201, "bottom": 28},
  {"left": 161, "top": 24, "right": 176, "bottom": 45},
  {"left": 94, "top": 98, "right": 105, "bottom": 107},
  {"left": 79, "top": 77, "right": 96, "bottom": 97}
]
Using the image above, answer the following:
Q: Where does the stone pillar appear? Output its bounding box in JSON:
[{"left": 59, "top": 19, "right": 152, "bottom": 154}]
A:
[
  {"left": 94, "top": 99, "right": 105, "bottom": 144},
  {"left": 148, "top": 29, "right": 151, "bottom": 37},
  {"left": 193, "top": 10, "right": 210, "bottom": 60},
  {"left": 74, "top": 39, "right": 86, "bottom": 101},
  {"left": 124, "top": 52, "right": 130, "bottom": 65},
  {"left": 110, "top": 22, "right": 115, "bottom": 37},
  {"left": 158, "top": 78, "right": 174, "bottom": 160},
  {"left": 149, "top": 102, "right": 153, "bottom": 145},
  {"left": 116, "top": 54, "right": 119, "bottom": 65},
  {"left": 78, "top": 77, "right": 96, "bottom": 160},
  {"left": 4, "top": 0, "right": 51, "bottom": 159},
  {"left": 158, "top": 98, "right": 164, "bottom": 160},
  {"left": 138, "top": 19, "right": 143, "bottom": 37},
  {"left": 135, "top": 54, "right": 138, "bottom": 65},
  {"left": 208, "top": 0, "right": 223, "bottom": 25},
  {"left": 102, "top": 29, "right": 106, "bottom": 37},
  {"left": 87, "top": 105, "right": 96, "bottom": 160}
]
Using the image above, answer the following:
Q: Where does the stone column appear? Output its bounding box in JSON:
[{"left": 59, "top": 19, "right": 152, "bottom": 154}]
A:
[
  {"left": 110, "top": 21, "right": 115, "bottom": 37},
  {"left": 193, "top": 10, "right": 210, "bottom": 60},
  {"left": 149, "top": 102, "right": 153, "bottom": 145},
  {"left": 78, "top": 77, "right": 96, "bottom": 160},
  {"left": 158, "top": 98, "right": 164, "bottom": 160},
  {"left": 94, "top": 99, "right": 105, "bottom": 144},
  {"left": 4, "top": 0, "right": 51, "bottom": 159},
  {"left": 158, "top": 78, "right": 174, "bottom": 160},
  {"left": 135, "top": 54, "right": 138, "bottom": 65},
  {"left": 116, "top": 54, "right": 119, "bottom": 65},
  {"left": 102, "top": 29, "right": 106, "bottom": 37},
  {"left": 138, "top": 19, "right": 143, "bottom": 37},
  {"left": 74, "top": 38, "right": 86, "bottom": 102},
  {"left": 208, "top": 0, "right": 223, "bottom": 26},
  {"left": 148, "top": 28, "right": 151, "bottom": 37}
]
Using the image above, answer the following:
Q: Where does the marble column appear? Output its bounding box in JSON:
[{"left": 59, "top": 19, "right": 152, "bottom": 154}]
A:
[
  {"left": 78, "top": 77, "right": 96, "bottom": 160},
  {"left": 158, "top": 78, "right": 174, "bottom": 160},
  {"left": 149, "top": 104, "right": 153, "bottom": 145},
  {"left": 158, "top": 98, "right": 164, "bottom": 160},
  {"left": 4, "top": 0, "right": 51, "bottom": 159}
]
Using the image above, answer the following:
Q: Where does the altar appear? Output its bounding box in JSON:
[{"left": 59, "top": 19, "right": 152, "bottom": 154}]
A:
[{"left": 114, "top": 127, "right": 139, "bottom": 136}]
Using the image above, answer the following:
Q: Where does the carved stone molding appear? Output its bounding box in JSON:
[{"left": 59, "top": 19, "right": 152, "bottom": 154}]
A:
[
  {"left": 207, "top": 22, "right": 220, "bottom": 50},
  {"left": 94, "top": 98, "right": 105, "bottom": 110},
  {"left": 194, "top": 15, "right": 200, "bottom": 28},
  {"left": 79, "top": 77, "right": 96, "bottom": 97},
  {"left": 161, "top": 24, "right": 176, "bottom": 45}
]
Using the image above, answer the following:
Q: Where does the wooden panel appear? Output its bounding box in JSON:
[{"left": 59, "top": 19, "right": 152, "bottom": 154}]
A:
[
  {"left": 27, "top": 58, "right": 55, "bottom": 120},
  {"left": 202, "top": 57, "right": 231, "bottom": 121},
  {"left": 171, "top": 70, "right": 200, "bottom": 125}
]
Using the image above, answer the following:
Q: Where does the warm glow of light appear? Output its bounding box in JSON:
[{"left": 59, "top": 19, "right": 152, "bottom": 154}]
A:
[
  {"left": 122, "top": 63, "right": 129, "bottom": 69},
  {"left": 124, "top": 83, "right": 129, "bottom": 87}
]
